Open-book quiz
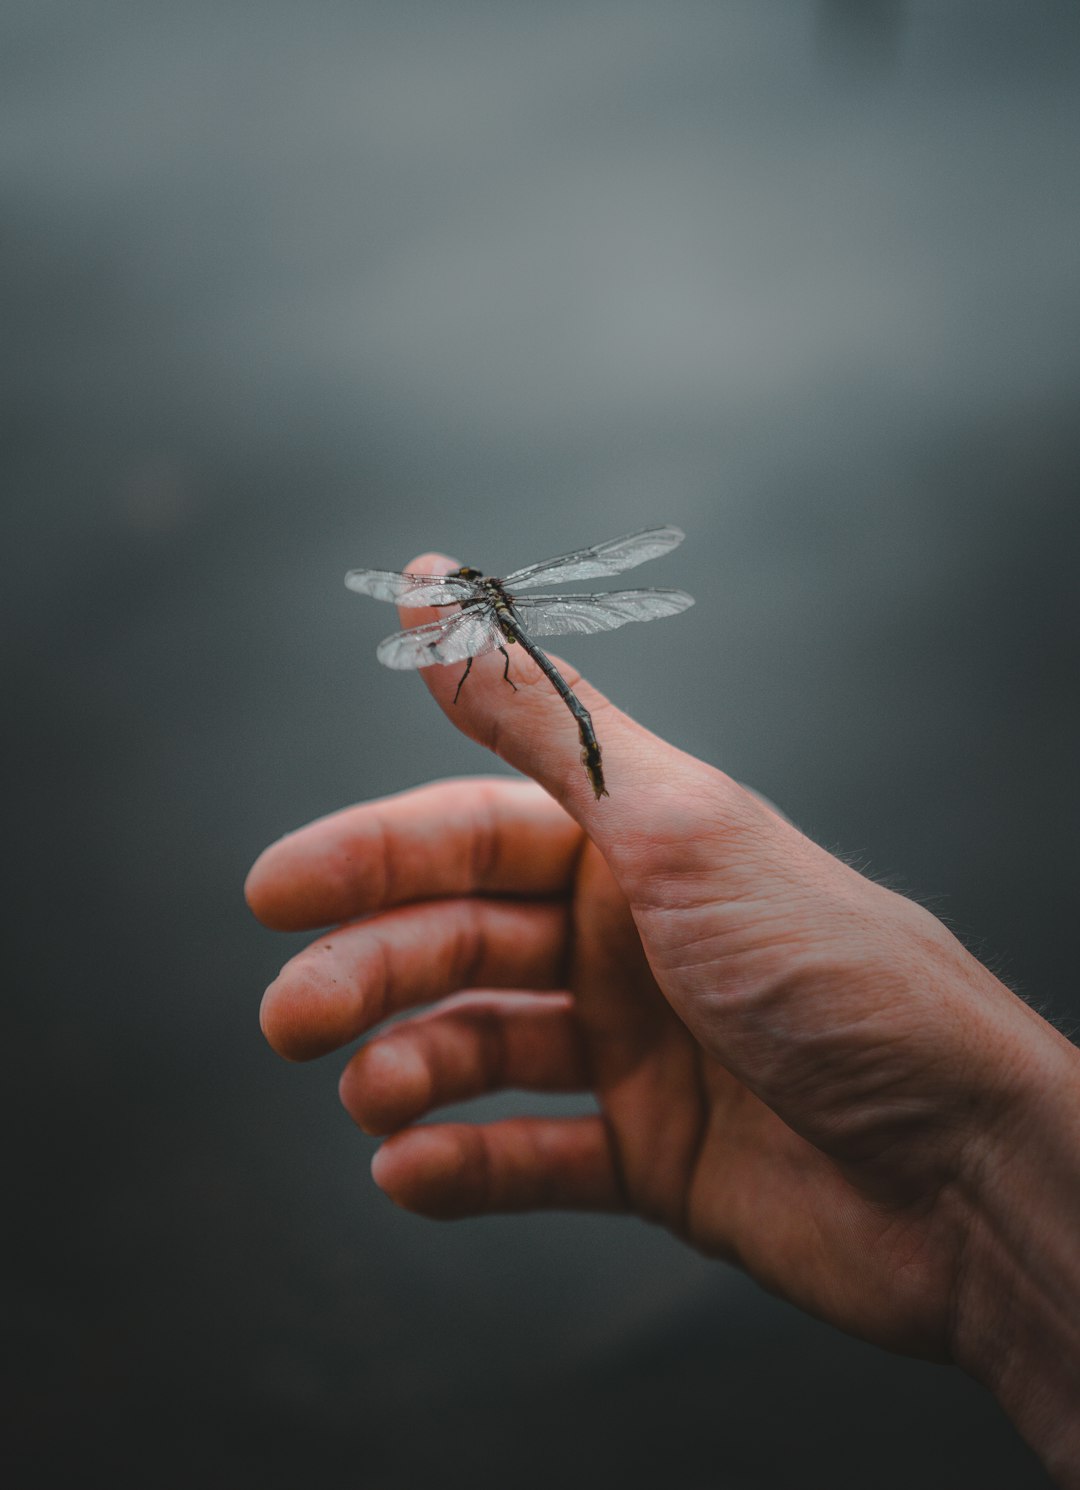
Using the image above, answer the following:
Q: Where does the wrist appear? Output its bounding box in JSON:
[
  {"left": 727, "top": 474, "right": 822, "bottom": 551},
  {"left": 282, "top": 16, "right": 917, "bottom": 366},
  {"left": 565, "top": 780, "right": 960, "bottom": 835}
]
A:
[{"left": 952, "top": 1014, "right": 1080, "bottom": 1484}]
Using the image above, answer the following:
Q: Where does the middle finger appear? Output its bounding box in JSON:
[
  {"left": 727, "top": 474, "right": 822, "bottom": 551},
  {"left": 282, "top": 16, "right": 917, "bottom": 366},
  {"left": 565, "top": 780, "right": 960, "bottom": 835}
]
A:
[{"left": 260, "top": 896, "right": 570, "bottom": 1060}]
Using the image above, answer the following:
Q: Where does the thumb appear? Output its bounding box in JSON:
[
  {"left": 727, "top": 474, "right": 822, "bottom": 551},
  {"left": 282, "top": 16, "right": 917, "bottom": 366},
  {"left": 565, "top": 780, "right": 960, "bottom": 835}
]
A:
[{"left": 390, "top": 551, "right": 715, "bottom": 841}]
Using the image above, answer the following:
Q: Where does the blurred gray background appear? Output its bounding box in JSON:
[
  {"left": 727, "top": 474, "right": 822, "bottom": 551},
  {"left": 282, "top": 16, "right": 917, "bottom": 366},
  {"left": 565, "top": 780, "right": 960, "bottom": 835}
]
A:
[{"left": 6, "top": 2, "right": 1079, "bottom": 1485}]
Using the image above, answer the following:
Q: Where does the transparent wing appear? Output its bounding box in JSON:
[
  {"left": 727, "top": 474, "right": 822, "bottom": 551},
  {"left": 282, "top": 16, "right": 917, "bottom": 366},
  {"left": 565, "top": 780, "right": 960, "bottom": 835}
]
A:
[
  {"left": 375, "top": 607, "right": 504, "bottom": 670},
  {"left": 513, "top": 588, "right": 694, "bottom": 638},
  {"left": 345, "top": 568, "right": 478, "bottom": 606},
  {"left": 503, "top": 526, "right": 685, "bottom": 591}
]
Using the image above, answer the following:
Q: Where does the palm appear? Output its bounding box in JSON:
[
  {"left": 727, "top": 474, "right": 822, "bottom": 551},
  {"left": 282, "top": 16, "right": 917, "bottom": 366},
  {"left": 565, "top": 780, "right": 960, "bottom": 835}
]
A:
[{"left": 564, "top": 836, "right": 958, "bottom": 1358}]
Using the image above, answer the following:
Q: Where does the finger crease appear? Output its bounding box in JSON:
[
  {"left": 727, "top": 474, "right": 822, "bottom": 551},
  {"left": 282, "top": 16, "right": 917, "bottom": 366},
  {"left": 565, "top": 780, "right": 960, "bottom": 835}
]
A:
[
  {"left": 453, "top": 905, "right": 489, "bottom": 992},
  {"left": 370, "top": 929, "right": 398, "bottom": 1024},
  {"left": 372, "top": 812, "right": 396, "bottom": 908},
  {"left": 475, "top": 1006, "right": 508, "bottom": 1093},
  {"left": 466, "top": 787, "right": 502, "bottom": 891}
]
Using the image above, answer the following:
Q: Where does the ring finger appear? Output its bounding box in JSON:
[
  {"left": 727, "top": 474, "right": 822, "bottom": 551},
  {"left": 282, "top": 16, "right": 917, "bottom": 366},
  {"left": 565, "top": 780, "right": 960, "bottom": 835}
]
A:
[{"left": 339, "top": 989, "right": 590, "bottom": 1135}]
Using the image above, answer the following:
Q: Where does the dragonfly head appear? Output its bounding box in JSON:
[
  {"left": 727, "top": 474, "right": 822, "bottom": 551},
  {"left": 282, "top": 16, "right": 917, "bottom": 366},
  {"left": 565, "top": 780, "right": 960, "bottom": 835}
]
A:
[{"left": 454, "top": 566, "right": 483, "bottom": 581}]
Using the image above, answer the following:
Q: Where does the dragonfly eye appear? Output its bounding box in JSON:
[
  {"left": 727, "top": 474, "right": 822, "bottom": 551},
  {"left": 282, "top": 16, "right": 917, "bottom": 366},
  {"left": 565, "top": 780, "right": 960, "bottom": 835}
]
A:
[{"left": 455, "top": 566, "right": 482, "bottom": 580}]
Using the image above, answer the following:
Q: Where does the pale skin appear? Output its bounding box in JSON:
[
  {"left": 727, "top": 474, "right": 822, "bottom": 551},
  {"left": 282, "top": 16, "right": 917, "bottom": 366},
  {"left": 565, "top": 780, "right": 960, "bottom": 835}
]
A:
[{"left": 247, "top": 553, "right": 1080, "bottom": 1484}]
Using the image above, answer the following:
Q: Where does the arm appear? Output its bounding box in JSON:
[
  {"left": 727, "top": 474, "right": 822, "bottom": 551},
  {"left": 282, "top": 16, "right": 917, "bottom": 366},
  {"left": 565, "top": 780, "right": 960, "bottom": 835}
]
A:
[
  {"left": 246, "top": 552, "right": 1080, "bottom": 1483},
  {"left": 955, "top": 1060, "right": 1080, "bottom": 1483}
]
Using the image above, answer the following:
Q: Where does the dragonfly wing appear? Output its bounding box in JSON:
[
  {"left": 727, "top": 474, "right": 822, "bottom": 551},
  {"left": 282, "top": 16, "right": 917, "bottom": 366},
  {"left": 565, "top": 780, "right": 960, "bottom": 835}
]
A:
[
  {"left": 345, "top": 568, "right": 477, "bottom": 606},
  {"left": 375, "top": 608, "right": 504, "bottom": 669},
  {"left": 514, "top": 588, "right": 694, "bottom": 637},
  {"left": 504, "top": 526, "right": 685, "bottom": 591}
]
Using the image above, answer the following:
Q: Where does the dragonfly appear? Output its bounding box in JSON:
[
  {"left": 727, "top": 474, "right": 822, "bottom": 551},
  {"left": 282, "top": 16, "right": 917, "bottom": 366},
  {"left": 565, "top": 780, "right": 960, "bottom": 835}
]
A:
[{"left": 344, "top": 525, "right": 694, "bottom": 800}]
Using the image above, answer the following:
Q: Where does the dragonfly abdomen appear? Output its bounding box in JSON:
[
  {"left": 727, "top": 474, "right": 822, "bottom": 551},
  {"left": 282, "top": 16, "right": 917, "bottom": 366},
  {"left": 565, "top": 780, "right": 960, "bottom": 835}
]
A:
[{"left": 499, "top": 610, "right": 607, "bottom": 800}]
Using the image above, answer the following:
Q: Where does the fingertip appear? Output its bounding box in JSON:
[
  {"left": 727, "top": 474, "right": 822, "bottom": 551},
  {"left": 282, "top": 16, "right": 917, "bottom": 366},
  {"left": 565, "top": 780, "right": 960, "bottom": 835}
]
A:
[
  {"left": 243, "top": 825, "right": 367, "bottom": 932},
  {"left": 404, "top": 551, "right": 459, "bottom": 580},
  {"left": 259, "top": 975, "right": 312, "bottom": 1062},
  {"left": 244, "top": 849, "right": 273, "bottom": 920},
  {"left": 369, "top": 1134, "right": 407, "bottom": 1192},
  {"left": 244, "top": 839, "right": 307, "bottom": 931},
  {"left": 258, "top": 951, "right": 351, "bottom": 1063},
  {"left": 340, "top": 1038, "right": 431, "bottom": 1136},
  {"left": 369, "top": 1128, "right": 470, "bottom": 1218}
]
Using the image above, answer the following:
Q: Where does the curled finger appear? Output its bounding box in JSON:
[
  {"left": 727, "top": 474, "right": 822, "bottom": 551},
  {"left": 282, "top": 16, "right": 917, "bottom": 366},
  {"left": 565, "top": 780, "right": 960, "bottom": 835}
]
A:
[
  {"left": 371, "top": 1116, "right": 626, "bottom": 1219},
  {"left": 340, "top": 990, "right": 590, "bottom": 1135}
]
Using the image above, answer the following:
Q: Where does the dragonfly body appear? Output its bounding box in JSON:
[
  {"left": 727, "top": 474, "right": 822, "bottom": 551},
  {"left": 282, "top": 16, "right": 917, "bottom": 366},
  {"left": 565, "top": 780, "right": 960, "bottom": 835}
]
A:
[{"left": 345, "top": 527, "right": 694, "bottom": 800}]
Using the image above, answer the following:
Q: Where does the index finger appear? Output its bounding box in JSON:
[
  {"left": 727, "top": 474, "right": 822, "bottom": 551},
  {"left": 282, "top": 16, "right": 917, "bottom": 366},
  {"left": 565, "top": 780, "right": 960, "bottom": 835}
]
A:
[{"left": 245, "top": 776, "right": 582, "bottom": 931}]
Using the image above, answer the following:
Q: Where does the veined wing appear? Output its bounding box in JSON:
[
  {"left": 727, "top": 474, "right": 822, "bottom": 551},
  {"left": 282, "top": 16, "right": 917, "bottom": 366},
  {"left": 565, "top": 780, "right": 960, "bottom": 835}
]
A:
[
  {"left": 376, "top": 607, "right": 504, "bottom": 670},
  {"left": 345, "top": 568, "right": 478, "bottom": 606},
  {"left": 513, "top": 588, "right": 694, "bottom": 638},
  {"left": 504, "top": 526, "right": 685, "bottom": 591}
]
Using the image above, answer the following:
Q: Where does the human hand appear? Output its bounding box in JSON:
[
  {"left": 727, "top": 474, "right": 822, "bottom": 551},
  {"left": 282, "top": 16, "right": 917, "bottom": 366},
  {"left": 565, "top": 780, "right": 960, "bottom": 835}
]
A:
[{"left": 246, "top": 551, "right": 1080, "bottom": 1480}]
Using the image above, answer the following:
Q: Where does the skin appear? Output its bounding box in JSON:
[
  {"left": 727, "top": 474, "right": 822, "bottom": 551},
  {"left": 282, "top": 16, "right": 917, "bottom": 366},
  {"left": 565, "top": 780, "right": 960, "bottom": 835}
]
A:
[{"left": 247, "top": 553, "right": 1080, "bottom": 1483}]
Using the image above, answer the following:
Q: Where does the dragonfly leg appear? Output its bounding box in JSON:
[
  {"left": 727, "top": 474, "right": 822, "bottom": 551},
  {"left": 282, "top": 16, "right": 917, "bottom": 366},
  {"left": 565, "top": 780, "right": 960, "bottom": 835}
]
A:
[
  {"left": 453, "top": 656, "right": 474, "bottom": 705},
  {"left": 498, "top": 646, "right": 518, "bottom": 692}
]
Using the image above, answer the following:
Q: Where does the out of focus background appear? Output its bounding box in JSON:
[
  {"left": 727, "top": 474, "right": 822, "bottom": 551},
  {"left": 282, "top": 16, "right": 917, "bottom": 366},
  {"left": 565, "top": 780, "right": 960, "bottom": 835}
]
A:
[{"left": 7, "top": 2, "right": 1079, "bottom": 1485}]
